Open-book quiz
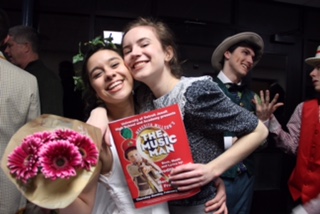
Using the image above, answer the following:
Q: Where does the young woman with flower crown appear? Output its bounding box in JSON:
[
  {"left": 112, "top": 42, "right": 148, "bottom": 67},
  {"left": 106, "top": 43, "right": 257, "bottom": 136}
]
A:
[
  {"left": 121, "top": 17, "right": 269, "bottom": 214},
  {"left": 57, "top": 43, "right": 169, "bottom": 214}
]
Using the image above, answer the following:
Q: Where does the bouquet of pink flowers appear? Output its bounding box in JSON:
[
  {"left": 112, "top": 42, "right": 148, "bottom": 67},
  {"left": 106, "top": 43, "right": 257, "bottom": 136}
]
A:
[
  {"left": 1, "top": 114, "right": 102, "bottom": 209},
  {"left": 7, "top": 129, "right": 99, "bottom": 183}
]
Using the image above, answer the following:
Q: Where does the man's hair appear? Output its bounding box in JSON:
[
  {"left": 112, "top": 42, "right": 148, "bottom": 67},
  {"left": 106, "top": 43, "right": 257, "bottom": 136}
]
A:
[
  {"left": 227, "top": 40, "right": 261, "bottom": 60},
  {"left": 0, "top": 8, "right": 10, "bottom": 45},
  {"left": 8, "top": 25, "right": 40, "bottom": 53}
]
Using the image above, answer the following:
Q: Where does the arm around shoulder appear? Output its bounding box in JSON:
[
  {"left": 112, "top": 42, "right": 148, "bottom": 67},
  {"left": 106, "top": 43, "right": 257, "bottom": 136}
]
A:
[{"left": 86, "top": 107, "right": 108, "bottom": 135}]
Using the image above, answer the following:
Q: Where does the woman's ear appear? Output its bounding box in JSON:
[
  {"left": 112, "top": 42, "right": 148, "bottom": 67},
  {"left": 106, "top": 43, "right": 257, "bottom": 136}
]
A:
[{"left": 164, "top": 46, "right": 174, "bottom": 62}]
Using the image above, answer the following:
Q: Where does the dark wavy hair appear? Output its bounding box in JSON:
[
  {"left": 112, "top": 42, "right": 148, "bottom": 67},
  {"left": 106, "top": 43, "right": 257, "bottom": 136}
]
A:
[
  {"left": 80, "top": 41, "right": 122, "bottom": 120},
  {"left": 225, "top": 40, "right": 262, "bottom": 63}
]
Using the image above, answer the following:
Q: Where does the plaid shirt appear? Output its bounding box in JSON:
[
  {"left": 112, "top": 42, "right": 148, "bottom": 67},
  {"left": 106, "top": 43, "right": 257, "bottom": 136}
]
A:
[{"left": 268, "top": 102, "right": 306, "bottom": 155}]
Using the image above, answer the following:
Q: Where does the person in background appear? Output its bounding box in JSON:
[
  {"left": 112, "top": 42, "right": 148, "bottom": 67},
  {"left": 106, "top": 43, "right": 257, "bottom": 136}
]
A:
[
  {"left": 5, "top": 25, "right": 63, "bottom": 116},
  {"left": 58, "top": 60, "right": 84, "bottom": 120},
  {"left": 0, "top": 8, "right": 40, "bottom": 214},
  {"left": 211, "top": 32, "right": 284, "bottom": 214},
  {"left": 121, "top": 17, "right": 268, "bottom": 214},
  {"left": 259, "top": 45, "right": 320, "bottom": 214}
]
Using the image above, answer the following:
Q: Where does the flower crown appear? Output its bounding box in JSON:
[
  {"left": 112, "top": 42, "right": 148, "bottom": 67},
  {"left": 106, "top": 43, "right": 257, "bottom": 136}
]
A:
[{"left": 72, "top": 35, "right": 117, "bottom": 91}]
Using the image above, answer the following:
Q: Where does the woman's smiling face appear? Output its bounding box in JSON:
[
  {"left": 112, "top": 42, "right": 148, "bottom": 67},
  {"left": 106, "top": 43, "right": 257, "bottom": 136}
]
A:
[
  {"left": 87, "top": 49, "right": 133, "bottom": 105},
  {"left": 122, "top": 26, "right": 170, "bottom": 83}
]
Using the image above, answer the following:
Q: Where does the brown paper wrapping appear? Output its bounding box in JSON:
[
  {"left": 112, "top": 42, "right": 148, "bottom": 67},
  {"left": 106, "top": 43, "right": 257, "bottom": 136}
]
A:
[{"left": 1, "top": 114, "right": 102, "bottom": 209}]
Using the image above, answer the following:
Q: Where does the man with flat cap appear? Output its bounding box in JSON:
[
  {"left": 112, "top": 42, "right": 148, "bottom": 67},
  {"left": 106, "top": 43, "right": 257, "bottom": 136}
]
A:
[{"left": 211, "top": 32, "right": 283, "bottom": 214}]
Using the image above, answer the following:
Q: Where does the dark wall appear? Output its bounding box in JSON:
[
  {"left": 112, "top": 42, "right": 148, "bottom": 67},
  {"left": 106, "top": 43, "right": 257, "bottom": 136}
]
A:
[
  {"left": 2, "top": 1, "right": 320, "bottom": 213},
  {"left": 3, "top": 0, "right": 320, "bottom": 118}
]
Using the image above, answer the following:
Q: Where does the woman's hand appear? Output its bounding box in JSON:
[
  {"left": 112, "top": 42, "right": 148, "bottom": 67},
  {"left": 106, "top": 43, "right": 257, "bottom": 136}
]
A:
[
  {"left": 205, "top": 178, "right": 228, "bottom": 214},
  {"left": 169, "top": 163, "right": 216, "bottom": 191}
]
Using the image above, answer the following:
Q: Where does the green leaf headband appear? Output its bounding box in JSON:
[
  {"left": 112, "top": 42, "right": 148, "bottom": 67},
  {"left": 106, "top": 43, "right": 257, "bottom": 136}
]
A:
[{"left": 72, "top": 35, "right": 117, "bottom": 91}]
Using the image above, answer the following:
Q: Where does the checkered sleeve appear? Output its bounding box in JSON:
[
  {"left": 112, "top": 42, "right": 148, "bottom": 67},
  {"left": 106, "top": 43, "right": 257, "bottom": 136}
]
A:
[{"left": 269, "top": 103, "right": 303, "bottom": 155}]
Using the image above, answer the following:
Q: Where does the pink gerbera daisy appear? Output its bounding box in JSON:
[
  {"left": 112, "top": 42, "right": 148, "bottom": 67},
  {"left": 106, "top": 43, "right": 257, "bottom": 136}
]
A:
[
  {"left": 54, "top": 129, "right": 78, "bottom": 142},
  {"left": 7, "top": 136, "right": 43, "bottom": 183},
  {"left": 32, "top": 131, "right": 56, "bottom": 144},
  {"left": 73, "top": 135, "right": 99, "bottom": 170},
  {"left": 39, "top": 140, "right": 82, "bottom": 180}
]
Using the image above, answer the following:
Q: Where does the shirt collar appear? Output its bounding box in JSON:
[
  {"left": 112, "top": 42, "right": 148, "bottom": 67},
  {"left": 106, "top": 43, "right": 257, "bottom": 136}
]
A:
[{"left": 217, "top": 71, "right": 242, "bottom": 85}]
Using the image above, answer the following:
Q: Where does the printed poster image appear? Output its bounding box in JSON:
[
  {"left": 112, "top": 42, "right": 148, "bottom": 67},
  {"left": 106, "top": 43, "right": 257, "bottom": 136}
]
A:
[{"left": 109, "top": 104, "right": 200, "bottom": 208}]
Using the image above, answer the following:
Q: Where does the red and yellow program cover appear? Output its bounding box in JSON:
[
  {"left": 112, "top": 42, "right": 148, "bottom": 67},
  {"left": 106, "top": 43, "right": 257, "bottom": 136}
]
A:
[{"left": 108, "top": 104, "right": 200, "bottom": 208}]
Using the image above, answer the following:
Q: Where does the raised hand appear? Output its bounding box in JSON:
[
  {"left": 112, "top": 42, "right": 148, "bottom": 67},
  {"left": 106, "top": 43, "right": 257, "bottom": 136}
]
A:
[{"left": 253, "top": 90, "right": 284, "bottom": 121}]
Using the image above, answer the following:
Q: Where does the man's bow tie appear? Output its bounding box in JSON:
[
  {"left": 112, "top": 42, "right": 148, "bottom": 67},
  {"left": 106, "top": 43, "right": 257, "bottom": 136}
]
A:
[{"left": 226, "top": 83, "right": 246, "bottom": 92}]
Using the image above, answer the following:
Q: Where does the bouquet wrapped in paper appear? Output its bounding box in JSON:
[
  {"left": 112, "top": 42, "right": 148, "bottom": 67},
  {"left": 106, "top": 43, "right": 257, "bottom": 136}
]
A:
[{"left": 1, "top": 114, "right": 102, "bottom": 209}]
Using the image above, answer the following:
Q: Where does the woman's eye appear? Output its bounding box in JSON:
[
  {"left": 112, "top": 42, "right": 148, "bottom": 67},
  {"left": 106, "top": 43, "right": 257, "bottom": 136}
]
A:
[
  {"left": 123, "top": 48, "right": 131, "bottom": 55},
  {"left": 111, "top": 62, "right": 119, "bottom": 68},
  {"left": 92, "top": 70, "right": 103, "bottom": 79},
  {"left": 141, "top": 42, "right": 149, "bottom": 47}
]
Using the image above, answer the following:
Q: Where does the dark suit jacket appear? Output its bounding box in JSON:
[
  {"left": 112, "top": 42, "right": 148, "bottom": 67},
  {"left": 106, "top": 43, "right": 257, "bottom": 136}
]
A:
[{"left": 26, "top": 60, "right": 64, "bottom": 116}]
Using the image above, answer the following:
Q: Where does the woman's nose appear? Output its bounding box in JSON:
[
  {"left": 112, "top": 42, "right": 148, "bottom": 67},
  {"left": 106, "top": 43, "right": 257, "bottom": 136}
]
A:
[
  {"left": 105, "top": 69, "right": 116, "bottom": 79},
  {"left": 130, "top": 46, "right": 141, "bottom": 57}
]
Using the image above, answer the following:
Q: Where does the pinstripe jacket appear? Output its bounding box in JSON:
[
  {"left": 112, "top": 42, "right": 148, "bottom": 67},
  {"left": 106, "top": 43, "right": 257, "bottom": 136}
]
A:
[{"left": 0, "top": 53, "right": 40, "bottom": 214}]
